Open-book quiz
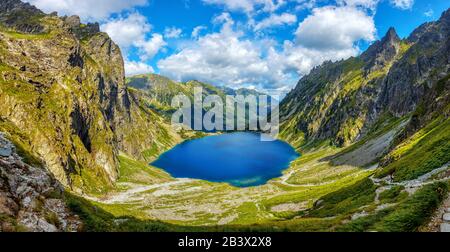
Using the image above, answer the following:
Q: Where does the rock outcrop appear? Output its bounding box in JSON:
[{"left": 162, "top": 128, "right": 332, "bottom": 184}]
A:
[
  {"left": 0, "top": 0, "right": 45, "bottom": 34},
  {"left": 0, "top": 133, "right": 81, "bottom": 232},
  {"left": 361, "top": 27, "right": 401, "bottom": 73},
  {"left": 0, "top": 0, "right": 181, "bottom": 193},
  {"left": 0, "top": 10, "right": 120, "bottom": 192},
  {"left": 377, "top": 9, "right": 450, "bottom": 117}
]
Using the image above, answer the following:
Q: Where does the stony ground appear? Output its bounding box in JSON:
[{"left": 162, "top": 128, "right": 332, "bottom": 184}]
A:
[
  {"left": 0, "top": 133, "right": 81, "bottom": 232},
  {"left": 421, "top": 191, "right": 450, "bottom": 232}
]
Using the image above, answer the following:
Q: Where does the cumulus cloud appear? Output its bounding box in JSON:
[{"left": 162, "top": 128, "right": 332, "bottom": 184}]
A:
[
  {"left": 125, "top": 60, "right": 154, "bottom": 76},
  {"left": 192, "top": 26, "right": 207, "bottom": 38},
  {"left": 202, "top": 0, "right": 286, "bottom": 14},
  {"left": 158, "top": 15, "right": 273, "bottom": 89},
  {"left": 253, "top": 13, "right": 297, "bottom": 31},
  {"left": 24, "top": 0, "right": 148, "bottom": 21},
  {"left": 424, "top": 8, "right": 434, "bottom": 17},
  {"left": 213, "top": 12, "right": 235, "bottom": 25},
  {"left": 390, "top": 0, "right": 414, "bottom": 10},
  {"left": 337, "top": 0, "right": 379, "bottom": 10},
  {"left": 135, "top": 34, "right": 167, "bottom": 60},
  {"left": 295, "top": 6, "right": 376, "bottom": 51},
  {"left": 158, "top": 7, "right": 375, "bottom": 97},
  {"left": 101, "top": 13, "right": 166, "bottom": 60},
  {"left": 101, "top": 13, "right": 166, "bottom": 76},
  {"left": 272, "top": 40, "right": 360, "bottom": 76},
  {"left": 293, "top": 0, "right": 319, "bottom": 11},
  {"left": 164, "top": 27, "right": 183, "bottom": 39},
  {"left": 101, "top": 13, "right": 150, "bottom": 48}
]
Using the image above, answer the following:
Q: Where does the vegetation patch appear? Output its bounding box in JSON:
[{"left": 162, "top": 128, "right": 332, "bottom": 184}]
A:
[
  {"left": 378, "top": 186, "right": 408, "bottom": 204},
  {"left": 374, "top": 182, "right": 448, "bottom": 232},
  {"left": 308, "top": 178, "right": 377, "bottom": 218},
  {"left": 336, "top": 182, "right": 448, "bottom": 232},
  {"left": 377, "top": 117, "right": 450, "bottom": 181},
  {"left": 118, "top": 154, "right": 172, "bottom": 184}
]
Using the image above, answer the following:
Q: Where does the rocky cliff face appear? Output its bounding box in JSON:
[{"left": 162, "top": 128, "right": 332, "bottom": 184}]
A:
[
  {"left": 0, "top": 133, "right": 81, "bottom": 232},
  {"left": 361, "top": 27, "right": 401, "bottom": 73},
  {"left": 280, "top": 9, "right": 450, "bottom": 148},
  {"left": 0, "top": 0, "right": 45, "bottom": 33},
  {"left": 0, "top": 0, "right": 180, "bottom": 193},
  {"left": 377, "top": 10, "right": 450, "bottom": 117}
]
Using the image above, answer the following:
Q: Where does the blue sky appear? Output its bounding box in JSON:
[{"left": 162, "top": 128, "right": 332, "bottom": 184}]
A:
[{"left": 25, "top": 0, "right": 450, "bottom": 96}]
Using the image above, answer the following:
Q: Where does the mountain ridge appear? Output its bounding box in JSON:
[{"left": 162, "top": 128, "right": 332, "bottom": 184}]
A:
[{"left": 280, "top": 10, "right": 449, "bottom": 148}]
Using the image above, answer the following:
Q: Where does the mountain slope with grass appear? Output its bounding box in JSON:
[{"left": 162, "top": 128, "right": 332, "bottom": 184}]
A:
[
  {"left": 281, "top": 9, "right": 449, "bottom": 180},
  {"left": 276, "top": 8, "right": 450, "bottom": 231}
]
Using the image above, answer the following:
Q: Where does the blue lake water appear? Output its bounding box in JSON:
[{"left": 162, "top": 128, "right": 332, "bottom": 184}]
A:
[{"left": 151, "top": 132, "right": 300, "bottom": 187}]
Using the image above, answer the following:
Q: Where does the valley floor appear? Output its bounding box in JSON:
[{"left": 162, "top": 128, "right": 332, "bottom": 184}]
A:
[
  {"left": 75, "top": 120, "right": 450, "bottom": 231},
  {"left": 84, "top": 149, "right": 372, "bottom": 226}
]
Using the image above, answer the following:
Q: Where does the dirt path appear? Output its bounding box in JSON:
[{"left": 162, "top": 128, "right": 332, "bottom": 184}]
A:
[
  {"left": 440, "top": 199, "right": 450, "bottom": 232},
  {"left": 279, "top": 163, "right": 377, "bottom": 188},
  {"left": 420, "top": 193, "right": 450, "bottom": 232},
  {"left": 371, "top": 163, "right": 449, "bottom": 187},
  {"left": 351, "top": 163, "right": 450, "bottom": 222}
]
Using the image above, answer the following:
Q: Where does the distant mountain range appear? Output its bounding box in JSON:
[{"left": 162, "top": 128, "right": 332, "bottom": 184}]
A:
[{"left": 126, "top": 73, "right": 267, "bottom": 111}]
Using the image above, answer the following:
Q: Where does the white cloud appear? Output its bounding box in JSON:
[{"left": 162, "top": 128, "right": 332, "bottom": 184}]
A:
[
  {"left": 158, "top": 14, "right": 282, "bottom": 94},
  {"left": 202, "top": 0, "right": 286, "bottom": 14},
  {"left": 101, "top": 13, "right": 151, "bottom": 48},
  {"left": 164, "top": 27, "right": 183, "bottom": 39},
  {"left": 272, "top": 40, "right": 359, "bottom": 76},
  {"left": 125, "top": 60, "right": 154, "bottom": 76},
  {"left": 293, "top": 0, "right": 319, "bottom": 11},
  {"left": 101, "top": 13, "right": 166, "bottom": 60},
  {"left": 253, "top": 13, "right": 297, "bottom": 31},
  {"left": 295, "top": 6, "right": 376, "bottom": 51},
  {"left": 158, "top": 7, "right": 374, "bottom": 97},
  {"left": 337, "top": 0, "right": 379, "bottom": 10},
  {"left": 390, "top": 0, "right": 414, "bottom": 10},
  {"left": 192, "top": 26, "right": 207, "bottom": 38},
  {"left": 424, "top": 8, "right": 434, "bottom": 17},
  {"left": 213, "top": 12, "right": 235, "bottom": 25},
  {"left": 135, "top": 34, "right": 167, "bottom": 60},
  {"left": 24, "top": 0, "right": 148, "bottom": 21}
]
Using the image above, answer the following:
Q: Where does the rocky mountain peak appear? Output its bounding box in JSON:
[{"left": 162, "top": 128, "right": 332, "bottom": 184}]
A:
[
  {"left": 65, "top": 15, "right": 81, "bottom": 27},
  {"left": 408, "top": 7, "right": 449, "bottom": 43},
  {"left": 385, "top": 27, "right": 401, "bottom": 42},
  {"left": 360, "top": 27, "right": 401, "bottom": 72},
  {"left": 440, "top": 8, "right": 450, "bottom": 21},
  {"left": 280, "top": 9, "right": 450, "bottom": 147},
  {"left": 0, "top": 0, "right": 42, "bottom": 15},
  {"left": 0, "top": 0, "right": 45, "bottom": 33}
]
